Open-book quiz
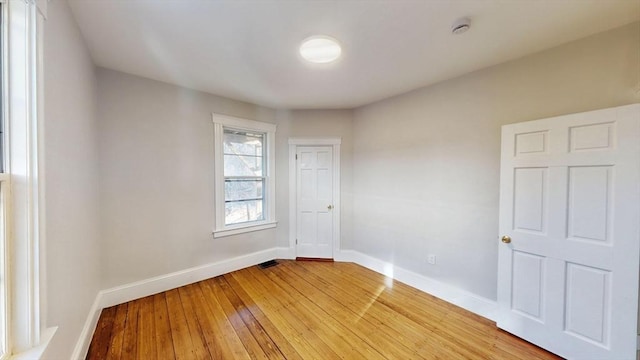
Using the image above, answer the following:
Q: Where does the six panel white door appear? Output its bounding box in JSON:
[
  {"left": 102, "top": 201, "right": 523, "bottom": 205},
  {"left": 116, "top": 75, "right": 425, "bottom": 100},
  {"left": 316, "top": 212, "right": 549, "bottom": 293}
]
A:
[
  {"left": 497, "top": 104, "right": 640, "bottom": 359},
  {"left": 296, "top": 146, "right": 334, "bottom": 258}
]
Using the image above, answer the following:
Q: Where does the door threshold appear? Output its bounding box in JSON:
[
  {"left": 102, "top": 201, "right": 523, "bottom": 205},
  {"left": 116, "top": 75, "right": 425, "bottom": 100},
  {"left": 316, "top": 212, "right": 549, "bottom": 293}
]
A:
[{"left": 296, "top": 257, "right": 334, "bottom": 262}]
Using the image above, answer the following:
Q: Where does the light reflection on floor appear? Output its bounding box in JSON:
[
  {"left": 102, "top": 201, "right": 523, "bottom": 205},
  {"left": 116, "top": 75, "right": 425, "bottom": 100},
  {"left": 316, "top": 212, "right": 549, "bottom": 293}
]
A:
[{"left": 355, "top": 263, "right": 394, "bottom": 321}]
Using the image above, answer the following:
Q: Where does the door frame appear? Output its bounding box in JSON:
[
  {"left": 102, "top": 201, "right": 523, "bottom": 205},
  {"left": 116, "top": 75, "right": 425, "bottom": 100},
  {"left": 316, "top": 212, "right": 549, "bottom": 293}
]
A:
[{"left": 288, "top": 138, "right": 341, "bottom": 258}]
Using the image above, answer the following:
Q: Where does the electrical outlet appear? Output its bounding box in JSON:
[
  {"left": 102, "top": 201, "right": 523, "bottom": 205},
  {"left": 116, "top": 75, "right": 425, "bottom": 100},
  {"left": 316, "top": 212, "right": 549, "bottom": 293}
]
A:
[{"left": 427, "top": 254, "right": 437, "bottom": 265}]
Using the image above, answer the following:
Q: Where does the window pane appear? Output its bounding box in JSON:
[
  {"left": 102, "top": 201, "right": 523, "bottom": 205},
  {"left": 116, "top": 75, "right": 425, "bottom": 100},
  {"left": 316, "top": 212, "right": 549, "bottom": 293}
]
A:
[
  {"left": 225, "top": 179, "right": 263, "bottom": 202},
  {"left": 224, "top": 154, "right": 263, "bottom": 176},
  {"left": 225, "top": 200, "right": 264, "bottom": 225},
  {"left": 223, "top": 130, "right": 264, "bottom": 176},
  {"left": 224, "top": 131, "right": 263, "bottom": 156}
]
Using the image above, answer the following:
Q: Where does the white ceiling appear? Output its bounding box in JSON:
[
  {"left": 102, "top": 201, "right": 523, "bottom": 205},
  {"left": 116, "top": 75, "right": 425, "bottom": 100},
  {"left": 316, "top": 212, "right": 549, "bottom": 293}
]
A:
[{"left": 68, "top": 0, "right": 640, "bottom": 109}]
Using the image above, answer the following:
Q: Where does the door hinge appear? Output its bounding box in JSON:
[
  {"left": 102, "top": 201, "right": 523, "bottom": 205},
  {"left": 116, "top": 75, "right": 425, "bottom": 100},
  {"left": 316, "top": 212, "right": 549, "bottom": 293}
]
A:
[
  {"left": 296, "top": 239, "right": 298, "bottom": 244},
  {"left": 295, "top": 154, "right": 298, "bottom": 160}
]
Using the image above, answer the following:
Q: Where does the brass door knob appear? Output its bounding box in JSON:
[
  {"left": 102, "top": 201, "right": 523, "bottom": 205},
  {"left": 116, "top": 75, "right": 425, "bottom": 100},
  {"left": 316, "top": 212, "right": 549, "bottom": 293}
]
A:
[{"left": 501, "top": 235, "right": 512, "bottom": 244}]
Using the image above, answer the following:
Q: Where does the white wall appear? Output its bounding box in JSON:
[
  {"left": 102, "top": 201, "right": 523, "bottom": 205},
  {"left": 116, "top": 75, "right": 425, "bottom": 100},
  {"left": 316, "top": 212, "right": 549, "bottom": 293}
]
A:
[
  {"left": 351, "top": 22, "right": 640, "bottom": 300},
  {"left": 42, "top": 1, "right": 102, "bottom": 358},
  {"left": 97, "top": 69, "right": 277, "bottom": 288},
  {"left": 97, "top": 70, "right": 354, "bottom": 288},
  {"left": 274, "top": 109, "right": 354, "bottom": 250}
]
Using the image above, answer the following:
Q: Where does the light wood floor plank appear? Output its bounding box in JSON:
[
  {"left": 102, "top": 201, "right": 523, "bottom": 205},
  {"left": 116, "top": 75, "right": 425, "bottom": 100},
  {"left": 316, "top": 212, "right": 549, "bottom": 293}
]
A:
[
  {"left": 195, "top": 281, "right": 253, "bottom": 359},
  {"left": 87, "top": 260, "right": 562, "bottom": 360},
  {"left": 246, "top": 265, "right": 386, "bottom": 359},
  {"left": 120, "top": 299, "right": 139, "bottom": 360},
  {"left": 105, "top": 303, "right": 128, "bottom": 360},
  {"left": 306, "top": 262, "right": 532, "bottom": 358},
  {"left": 184, "top": 283, "right": 235, "bottom": 359},
  {"left": 228, "top": 268, "right": 340, "bottom": 360},
  {"left": 222, "top": 274, "right": 303, "bottom": 360},
  {"left": 165, "top": 289, "right": 199, "bottom": 360},
  {"left": 203, "top": 276, "right": 270, "bottom": 359},
  {"left": 216, "top": 276, "right": 286, "bottom": 359},
  {"left": 272, "top": 262, "right": 426, "bottom": 359},
  {"left": 136, "top": 296, "right": 157, "bottom": 359},
  {"left": 152, "top": 293, "right": 176, "bottom": 359},
  {"left": 289, "top": 261, "right": 464, "bottom": 358},
  {"left": 233, "top": 268, "right": 344, "bottom": 359},
  {"left": 177, "top": 286, "right": 211, "bottom": 359}
]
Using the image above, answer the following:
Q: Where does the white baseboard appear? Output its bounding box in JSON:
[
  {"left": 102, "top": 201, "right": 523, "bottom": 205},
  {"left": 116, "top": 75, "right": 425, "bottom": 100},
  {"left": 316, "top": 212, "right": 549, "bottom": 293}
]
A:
[
  {"left": 336, "top": 250, "right": 499, "bottom": 321},
  {"left": 98, "top": 248, "right": 278, "bottom": 308},
  {"left": 70, "top": 295, "right": 103, "bottom": 360},
  {"left": 71, "top": 248, "right": 278, "bottom": 360}
]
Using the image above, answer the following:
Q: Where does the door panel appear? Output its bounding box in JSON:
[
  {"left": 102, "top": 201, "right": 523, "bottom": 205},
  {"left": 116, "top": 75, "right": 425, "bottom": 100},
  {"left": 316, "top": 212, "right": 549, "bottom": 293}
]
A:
[
  {"left": 513, "top": 167, "right": 548, "bottom": 233},
  {"left": 567, "top": 166, "right": 611, "bottom": 243},
  {"left": 498, "top": 104, "right": 640, "bottom": 359},
  {"left": 569, "top": 122, "right": 614, "bottom": 152},
  {"left": 515, "top": 131, "right": 548, "bottom": 155},
  {"left": 511, "top": 251, "right": 545, "bottom": 321},
  {"left": 564, "top": 263, "right": 610, "bottom": 345}
]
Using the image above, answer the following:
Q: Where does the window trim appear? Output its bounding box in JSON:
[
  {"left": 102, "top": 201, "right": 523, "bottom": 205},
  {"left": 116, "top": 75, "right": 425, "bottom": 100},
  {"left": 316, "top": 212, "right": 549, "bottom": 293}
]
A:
[
  {"left": 0, "top": 175, "right": 8, "bottom": 360},
  {"left": 212, "top": 113, "right": 276, "bottom": 238},
  {"left": 3, "top": 0, "right": 54, "bottom": 358},
  {"left": 0, "top": 3, "right": 8, "bottom": 358}
]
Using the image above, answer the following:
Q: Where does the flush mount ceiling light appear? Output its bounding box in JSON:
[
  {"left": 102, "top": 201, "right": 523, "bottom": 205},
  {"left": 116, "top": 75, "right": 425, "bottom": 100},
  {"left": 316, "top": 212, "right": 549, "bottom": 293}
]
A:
[{"left": 299, "top": 36, "right": 342, "bottom": 64}]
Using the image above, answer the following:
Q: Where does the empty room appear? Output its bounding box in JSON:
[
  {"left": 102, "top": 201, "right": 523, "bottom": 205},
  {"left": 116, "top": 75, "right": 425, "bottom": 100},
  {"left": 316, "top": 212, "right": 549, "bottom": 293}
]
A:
[{"left": 1, "top": 0, "right": 639, "bottom": 359}]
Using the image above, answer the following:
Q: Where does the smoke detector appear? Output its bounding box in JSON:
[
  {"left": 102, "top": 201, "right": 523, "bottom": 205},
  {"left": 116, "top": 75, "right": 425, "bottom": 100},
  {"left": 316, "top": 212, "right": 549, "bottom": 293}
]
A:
[{"left": 451, "top": 17, "right": 471, "bottom": 35}]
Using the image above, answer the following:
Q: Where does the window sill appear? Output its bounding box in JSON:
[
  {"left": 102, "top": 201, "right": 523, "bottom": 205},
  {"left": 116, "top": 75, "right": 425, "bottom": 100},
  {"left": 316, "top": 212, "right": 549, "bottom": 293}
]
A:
[
  {"left": 213, "top": 221, "right": 277, "bottom": 238},
  {"left": 10, "top": 327, "right": 57, "bottom": 360}
]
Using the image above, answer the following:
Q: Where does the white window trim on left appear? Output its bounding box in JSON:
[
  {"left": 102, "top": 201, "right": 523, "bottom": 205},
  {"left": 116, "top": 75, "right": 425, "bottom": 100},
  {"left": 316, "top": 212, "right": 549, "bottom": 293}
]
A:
[
  {"left": 212, "top": 113, "right": 277, "bottom": 238},
  {"left": 4, "top": 0, "right": 56, "bottom": 358}
]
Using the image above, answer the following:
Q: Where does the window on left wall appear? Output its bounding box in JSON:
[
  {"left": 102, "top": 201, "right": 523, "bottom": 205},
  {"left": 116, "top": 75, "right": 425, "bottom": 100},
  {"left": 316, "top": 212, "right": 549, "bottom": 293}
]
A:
[
  {"left": 3, "top": 0, "right": 49, "bottom": 356},
  {"left": 212, "top": 114, "right": 277, "bottom": 238}
]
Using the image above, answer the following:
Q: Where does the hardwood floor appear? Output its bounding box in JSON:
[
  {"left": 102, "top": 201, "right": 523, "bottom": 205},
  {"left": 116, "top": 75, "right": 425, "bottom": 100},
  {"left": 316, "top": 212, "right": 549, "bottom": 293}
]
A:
[{"left": 87, "top": 260, "right": 562, "bottom": 359}]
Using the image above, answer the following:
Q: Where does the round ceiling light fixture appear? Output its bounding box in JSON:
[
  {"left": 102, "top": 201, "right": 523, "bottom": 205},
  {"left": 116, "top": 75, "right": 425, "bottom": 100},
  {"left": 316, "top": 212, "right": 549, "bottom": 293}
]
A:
[
  {"left": 299, "top": 36, "right": 342, "bottom": 64},
  {"left": 451, "top": 17, "right": 471, "bottom": 35}
]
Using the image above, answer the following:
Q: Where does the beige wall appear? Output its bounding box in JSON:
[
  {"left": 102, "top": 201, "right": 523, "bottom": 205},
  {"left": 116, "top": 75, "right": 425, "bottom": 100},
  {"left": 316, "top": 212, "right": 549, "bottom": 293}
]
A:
[
  {"left": 42, "top": 0, "right": 102, "bottom": 358},
  {"left": 97, "top": 70, "right": 354, "bottom": 288},
  {"left": 352, "top": 22, "right": 640, "bottom": 300}
]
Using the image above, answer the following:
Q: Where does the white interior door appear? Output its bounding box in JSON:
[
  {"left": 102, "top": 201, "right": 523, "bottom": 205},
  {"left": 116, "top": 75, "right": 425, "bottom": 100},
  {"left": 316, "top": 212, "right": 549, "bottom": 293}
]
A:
[
  {"left": 497, "top": 104, "right": 640, "bottom": 359},
  {"left": 296, "top": 146, "right": 334, "bottom": 258}
]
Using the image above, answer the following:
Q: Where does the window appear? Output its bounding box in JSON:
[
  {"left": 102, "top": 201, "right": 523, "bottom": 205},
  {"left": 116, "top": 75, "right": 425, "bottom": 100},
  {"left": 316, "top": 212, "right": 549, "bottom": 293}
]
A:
[
  {"left": 2, "top": 0, "right": 51, "bottom": 356},
  {"left": 223, "top": 130, "right": 265, "bottom": 225},
  {"left": 213, "top": 114, "right": 276, "bottom": 237}
]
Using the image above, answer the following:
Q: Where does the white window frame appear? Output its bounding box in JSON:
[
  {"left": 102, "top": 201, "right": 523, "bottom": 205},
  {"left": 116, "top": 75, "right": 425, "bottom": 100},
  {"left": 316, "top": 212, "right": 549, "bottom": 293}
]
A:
[
  {"left": 2, "top": 0, "right": 55, "bottom": 358},
  {"left": 0, "top": 175, "right": 7, "bottom": 360},
  {"left": 212, "top": 113, "right": 277, "bottom": 238},
  {"left": 0, "top": 3, "right": 9, "bottom": 358}
]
